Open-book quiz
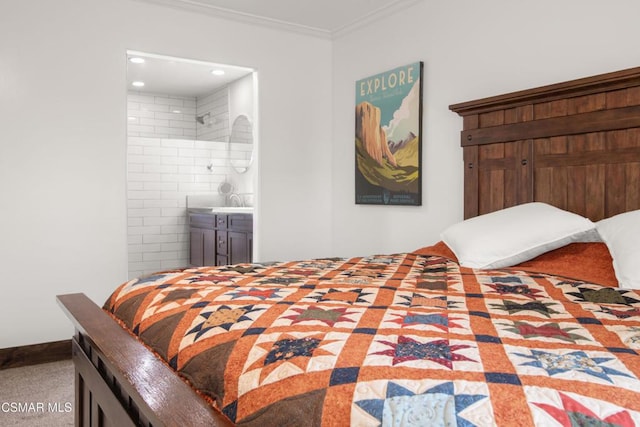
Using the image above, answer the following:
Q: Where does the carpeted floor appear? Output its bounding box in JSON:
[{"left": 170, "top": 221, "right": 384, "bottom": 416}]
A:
[{"left": 0, "top": 360, "right": 74, "bottom": 426}]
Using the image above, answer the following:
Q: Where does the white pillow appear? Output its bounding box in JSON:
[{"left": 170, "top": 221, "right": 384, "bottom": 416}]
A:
[
  {"left": 441, "top": 202, "right": 596, "bottom": 269},
  {"left": 597, "top": 210, "right": 640, "bottom": 289}
]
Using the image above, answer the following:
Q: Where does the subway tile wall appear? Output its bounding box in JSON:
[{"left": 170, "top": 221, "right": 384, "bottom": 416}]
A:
[
  {"left": 127, "top": 91, "right": 197, "bottom": 138},
  {"left": 127, "top": 88, "right": 232, "bottom": 278},
  {"left": 127, "top": 137, "right": 229, "bottom": 278},
  {"left": 196, "top": 87, "right": 229, "bottom": 141}
]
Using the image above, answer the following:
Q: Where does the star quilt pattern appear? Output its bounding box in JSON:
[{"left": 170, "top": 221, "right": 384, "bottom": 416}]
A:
[{"left": 103, "top": 253, "right": 640, "bottom": 426}]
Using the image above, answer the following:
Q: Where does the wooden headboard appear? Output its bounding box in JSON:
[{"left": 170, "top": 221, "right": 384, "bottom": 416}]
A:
[{"left": 449, "top": 67, "right": 640, "bottom": 221}]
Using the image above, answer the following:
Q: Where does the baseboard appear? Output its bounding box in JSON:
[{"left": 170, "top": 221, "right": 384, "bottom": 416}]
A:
[{"left": 0, "top": 339, "right": 72, "bottom": 370}]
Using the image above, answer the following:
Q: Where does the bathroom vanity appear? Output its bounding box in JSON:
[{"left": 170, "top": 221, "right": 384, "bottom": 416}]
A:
[{"left": 189, "top": 210, "right": 253, "bottom": 266}]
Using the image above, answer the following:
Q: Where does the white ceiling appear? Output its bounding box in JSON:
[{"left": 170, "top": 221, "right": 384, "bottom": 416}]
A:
[
  {"left": 127, "top": 51, "right": 253, "bottom": 97},
  {"left": 128, "top": 0, "right": 420, "bottom": 97}
]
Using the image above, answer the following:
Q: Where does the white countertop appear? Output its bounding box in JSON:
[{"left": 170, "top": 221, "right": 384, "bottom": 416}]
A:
[{"left": 188, "top": 207, "right": 253, "bottom": 214}]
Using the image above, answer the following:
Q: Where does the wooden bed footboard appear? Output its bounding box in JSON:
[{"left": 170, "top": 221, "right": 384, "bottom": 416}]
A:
[{"left": 57, "top": 293, "right": 232, "bottom": 427}]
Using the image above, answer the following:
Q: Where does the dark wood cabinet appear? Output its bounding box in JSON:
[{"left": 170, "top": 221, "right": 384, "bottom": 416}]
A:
[
  {"left": 225, "top": 214, "right": 253, "bottom": 265},
  {"left": 229, "top": 231, "right": 250, "bottom": 264},
  {"left": 189, "top": 228, "right": 216, "bottom": 266},
  {"left": 189, "top": 212, "right": 252, "bottom": 267},
  {"left": 189, "top": 214, "right": 216, "bottom": 267}
]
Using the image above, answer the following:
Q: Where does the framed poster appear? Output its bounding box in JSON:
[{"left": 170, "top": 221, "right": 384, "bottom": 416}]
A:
[{"left": 355, "top": 62, "right": 423, "bottom": 205}]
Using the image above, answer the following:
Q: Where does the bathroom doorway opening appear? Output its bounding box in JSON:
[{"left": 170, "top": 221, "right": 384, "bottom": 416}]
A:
[{"left": 125, "top": 50, "right": 258, "bottom": 278}]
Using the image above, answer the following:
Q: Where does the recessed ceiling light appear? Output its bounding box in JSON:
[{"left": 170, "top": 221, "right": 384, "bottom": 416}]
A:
[
  {"left": 129, "top": 57, "right": 145, "bottom": 64},
  {"left": 132, "top": 81, "right": 145, "bottom": 87},
  {"left": 128, "top": 116, "right": 137, "bottom": 121},
  {"left": 172, "top": 110, "right": 182, "bottom": 114},
  {"left": 211, "top": 69, "right": 225, "bottom": 76}
]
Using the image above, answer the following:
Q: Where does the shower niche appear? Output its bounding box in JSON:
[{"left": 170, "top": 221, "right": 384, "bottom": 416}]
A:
[{"left": 125, "top": 51, "right": 257, "bottom": 278}]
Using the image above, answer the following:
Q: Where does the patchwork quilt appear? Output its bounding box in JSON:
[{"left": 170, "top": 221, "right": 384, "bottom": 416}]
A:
[{"left": 104, "top": 253, "right": 640, "bottom": 426}]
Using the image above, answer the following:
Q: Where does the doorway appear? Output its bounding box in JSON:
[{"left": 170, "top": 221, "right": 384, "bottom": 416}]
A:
[{"left": 125, "top": 50, "right": 257, "bottom": 278}]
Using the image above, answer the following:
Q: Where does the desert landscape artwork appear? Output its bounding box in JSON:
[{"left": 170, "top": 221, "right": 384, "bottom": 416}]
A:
[{"left": 355, "top": 62, "right": 423, "bottom": 205}]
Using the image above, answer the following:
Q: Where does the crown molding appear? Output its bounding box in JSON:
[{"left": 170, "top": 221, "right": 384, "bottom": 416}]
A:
[
  {"left": 133, "top": 0, "right": 332, "bottom": 39},
  {"left": 133, "top": 0, "right": 424, "bottom": 40},
  {"left": 332, "top": 0, "right": 424, "bottom": 39}
]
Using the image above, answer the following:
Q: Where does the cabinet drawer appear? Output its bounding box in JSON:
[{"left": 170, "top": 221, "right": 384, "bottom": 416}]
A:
[
  {"left": 190, "top": 213, "right": 215, "bottom": 229},
  {"left": 215, "top": 215, "right": 228, "bottom": 229},
  {"left": 227, "top": 214, "right": 253, "bottom": 232},
  {"left": 216, "top": 230, "right": 228, "bottom": 255}
]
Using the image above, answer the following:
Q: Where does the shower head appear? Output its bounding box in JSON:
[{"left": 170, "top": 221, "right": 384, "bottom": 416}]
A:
[{"left": 196, "top": 113, "right": 210, "bottom": 125}]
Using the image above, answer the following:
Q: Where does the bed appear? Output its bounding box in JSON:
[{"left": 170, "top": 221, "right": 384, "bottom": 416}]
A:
[{"left": 57, "top": 66, "right": 640, "bottom": 426}]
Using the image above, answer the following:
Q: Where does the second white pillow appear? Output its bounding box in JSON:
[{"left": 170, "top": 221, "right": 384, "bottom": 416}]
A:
[
  {"left": 441, "top": 202, "right": 596, "bottom": 269},
  {"left": 597, "top": 210, "right": 640, "bottom": 289}
]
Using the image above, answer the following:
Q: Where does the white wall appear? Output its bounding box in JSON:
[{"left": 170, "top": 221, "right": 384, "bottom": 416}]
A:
[
  {"left": 331, "top": 0, "right": 640, "bottom": 258},
  {"left": 227, "top": 74, "right": 257, "bottom": 205},
  {"left": 229, "top": 74, "right": 255, "bottom": 125},
  {"left": 0, "top": 0, "right": 332, "bottom": 348}
]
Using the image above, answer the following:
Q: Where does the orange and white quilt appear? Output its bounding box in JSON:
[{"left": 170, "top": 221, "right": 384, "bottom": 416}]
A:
[{"left": 104, "top": 253, "right": 640, "bottom": 426}]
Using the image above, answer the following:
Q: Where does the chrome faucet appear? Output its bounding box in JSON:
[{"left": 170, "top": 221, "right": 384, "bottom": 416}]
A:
[{"left": 228, "top": 193, "right": 243, "bottom": 207}]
